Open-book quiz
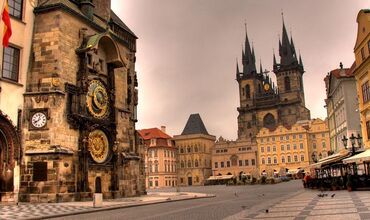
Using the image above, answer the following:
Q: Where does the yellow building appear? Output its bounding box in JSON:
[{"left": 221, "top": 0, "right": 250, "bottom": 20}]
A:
[
  {"left": 212, "top": 138, "right": 258, "bottom": 180},
  {"left": 256, "top": 119, "right": 329, "bottom": 176},
  {"left": 139, "top": 127, "right": 177, "bottom": 189},
  {"left": 353, "top": 9, "right": 370, "bottom": 150},
  {"left": 174, "top": 114, "right": 215, "bottom": 186},
  {"left": 0, "top": 0, "right": 35, "bottom": 202}
]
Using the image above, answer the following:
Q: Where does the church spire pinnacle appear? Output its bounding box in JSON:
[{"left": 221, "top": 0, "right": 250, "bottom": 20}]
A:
[
  {"left": 242, "top": 22, "right": 256, "bottom": 75},
  {"left": 278, "top": 14, "right": 298, "bottom": 66}
]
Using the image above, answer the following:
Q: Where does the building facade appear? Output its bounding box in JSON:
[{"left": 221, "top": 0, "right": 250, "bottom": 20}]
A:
[
  {"left": 138, "top": 126, "right": 177, "bottom": 189},
  {"left": 174, "top": 114, "right": 215, "bottom": 186},
  {"left": 324, "top": 65, "right": 361, "bottom": 152},
  {"left": 236, "top": 19, "right": 310, "bottom": 141},
  {"left": 256, "top": 119, "right": 329, "bottom": 176},
  {"left": 0, "top": 0, "right": 35, "bottom": 202},
  {"left": 353, "top": 9, "right": 370, "bottom": 150},
  {"left": 212, "top": 137, "right": 258, "bottom": 179},
  {"left": 19, "top": 0, "right": 145, "bottom": 202}
]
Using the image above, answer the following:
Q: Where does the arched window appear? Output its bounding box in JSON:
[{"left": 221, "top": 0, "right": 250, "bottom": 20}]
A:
[
  {"left": 287, "top": 155, "right": 291, "bottom": 163},
  {"left": 281, "top": 156, "right": 285, "bottom": 163},
  {"left": 263, "top": 113, "right": 276, "bottom": 129},
  {"left": 267, "top": 157, "right": 271, "bottom": 164},
  {"left": 180, "top": 147, "right": 184, "bottom": 153},
  {"left": 284, "top": 76, "right": 291, "bottom": 91},
  {"left": 187, "top": 160, "right": 192, "bottom": 168},
  {"left": 181, "top": 161, "right": 185, "bottom": 168},
  {"left": 261, "top": 158, "right": 265, "bottom": 164},
  {"left": 154, "top": 161, "right": 158, "bottom": 172},
  {"left": 273, "top": 157, "right": 277, "bottom": 164},
  {"left": 294, "top": 155, "right": 298, "bottom": 162},
  {"left": 187, "top": 146, "right": 191, "bottom": 153},
  {"left": 245, "top": 84, "right": 251, "bottom": 98},
  {"left": 301, "top": 155, "right": 305, "bottom": 162},
  {"left": 195, "top": 159, "right": 199, "bottom": 167}
]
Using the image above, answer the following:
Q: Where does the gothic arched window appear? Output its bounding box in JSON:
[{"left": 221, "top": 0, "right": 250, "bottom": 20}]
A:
[
  {"left": 187, "top": 160, "right": 192, "bottom": 168},
  {"left": 263, "top": 113, "right": 276, "bottom": 129},
  {"left": 284, "top": 76, "right": 291, "bottom": 92},
  {"left": 195, "top": 159, "right": 199, "bottom": 167},
  {"left": 245, "top": 84, "right": 250, "bottom": 98}
]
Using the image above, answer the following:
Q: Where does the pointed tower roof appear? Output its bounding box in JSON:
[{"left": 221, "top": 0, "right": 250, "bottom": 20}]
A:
[
  {"left": 242, "top": 24, "right": 257, "bottom": 75},
  {"left": 259, "top": 59, "right": 263, "bottom": 74},
  {"left": 181, "top": 114, "right": 209, "bottom": 135},
  {"left": 279, "top": 15, "right": 297, "bottom": 66}
]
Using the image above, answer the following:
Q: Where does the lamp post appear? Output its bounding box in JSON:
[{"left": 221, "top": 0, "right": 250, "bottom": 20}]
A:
[{"left": 342, "top": 133, "right": 362, "bottom": 155}]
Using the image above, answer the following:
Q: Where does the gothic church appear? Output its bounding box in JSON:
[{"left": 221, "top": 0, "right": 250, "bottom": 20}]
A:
[{"left": 236, "top": 19, "right": 311, "bottom": 141}]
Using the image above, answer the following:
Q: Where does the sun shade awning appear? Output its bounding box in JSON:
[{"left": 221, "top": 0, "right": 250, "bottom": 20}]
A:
[{"left": 343, "top": 149, "right": 370, "bottom": 164}]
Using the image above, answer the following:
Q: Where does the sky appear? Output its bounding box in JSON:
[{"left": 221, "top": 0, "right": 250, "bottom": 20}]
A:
[{"left": 111, "top": 0, "right": 369, "bottom": 140}]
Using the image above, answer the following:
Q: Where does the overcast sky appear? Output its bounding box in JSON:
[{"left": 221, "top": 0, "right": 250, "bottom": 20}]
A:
[{"left": 111, "top": 0, "right": 368, "bottom": 140}]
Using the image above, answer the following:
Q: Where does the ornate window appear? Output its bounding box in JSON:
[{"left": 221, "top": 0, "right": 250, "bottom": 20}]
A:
[
  {"left": 284, "top": 76, "right": 291, "bottom": 91},
  {"left": 214, "top": 162, "right": 218, "bottom": 168},
  {"left": 273, "top": 157, "right": 277, "bottom": 164},
  {"left": 230, "top": 155, "right": 238, "bottom": 166},
  {"left": 195, "top": 159, "right": 199, "bottom": 167},
  {"left": 187, "top": 146, "right": 191, "bottom": 153},
  {"left": 261, "top": 158, "right": 265, "bottom": 165},
  {"left": 181, "top": 161, "right": 185, "bottom": 168},
  {"left": 267, "top": 157, "right": 271, "bottom": 164},
  {"left": 287, "top": 155, "right": 291, "bottom": 163},
  {"left": 187, "top": 160, "right": 192, "bottom": 168},
  {"left": 251, "top": 159, "right": 255, "bottom": 165},
  {"left": 301, "top": 155, "right": 305, "bottom": 162},
  {"left": 263, "top": 113, "right": 276, "bottom": 129},
  {"left": 281, "top": 156, "right": 285, "bottom": 163}
]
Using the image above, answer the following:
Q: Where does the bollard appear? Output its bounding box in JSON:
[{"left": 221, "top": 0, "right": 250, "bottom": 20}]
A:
[{"left": 93, "top": 193, "right": 103, "bottom": 208}]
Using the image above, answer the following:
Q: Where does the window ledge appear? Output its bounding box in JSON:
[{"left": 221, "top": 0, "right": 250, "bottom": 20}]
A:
[{"left": 0, "top": 77, "right": 23, "bottom": 87}]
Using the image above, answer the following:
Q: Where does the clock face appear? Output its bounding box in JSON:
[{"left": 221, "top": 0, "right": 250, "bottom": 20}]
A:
[
  {"left": 88, "top": 130, "right": 110, "bottom": 163},
  {"left": 86, "top": 80, "right": 109, "bottom": 119},
  {"left": 264, "top": 83, "right": 270, "bottom": 91},
  {"left": 31, "top": 112, "right": 47, "bottom": 128}
]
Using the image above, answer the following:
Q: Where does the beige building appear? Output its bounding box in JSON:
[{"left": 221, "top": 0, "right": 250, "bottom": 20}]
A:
[
  {"left": 0, "top": 0, "right": 35, "bottom": 202},
  {"left": 353, "top": 9, "right": 370, "bottom": 150},
  {"left": 138, "top": 127, "right": 177, "bottom": 189},
  {"left": 324, "top": 64, "right": 360, "bottom": 152},
  {"left": 256, "top": 119, "right": 329, "bottom": 176},
  {"left": 174, "top": 114, "right": 215, "bottom": 186},
  {"left": 19, "top": 0, "right": 145, "bottom": 202},
  {"left": 212, "top": 137, "right": 258, "bottom": 180}
]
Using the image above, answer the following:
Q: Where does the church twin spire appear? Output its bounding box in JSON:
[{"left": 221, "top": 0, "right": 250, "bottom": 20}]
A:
[
  {"left": 273, "top": 15, "right": 304, "bottom": 72},
  {"left": 237, "top": 16, "right": 304, "bottom": 81}
]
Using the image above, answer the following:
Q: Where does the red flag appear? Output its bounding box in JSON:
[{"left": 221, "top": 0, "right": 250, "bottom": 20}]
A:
[{"left": 2, "top": 0, "right": 12, "bottom": 47}]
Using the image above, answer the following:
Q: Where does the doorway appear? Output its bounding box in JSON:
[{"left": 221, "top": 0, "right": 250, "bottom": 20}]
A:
[
  {"left": 95, "top": 177, "right": 102, "bottom": 193},
  {"left": 187, "top": 176, "right": 192, "bottom": 186}
]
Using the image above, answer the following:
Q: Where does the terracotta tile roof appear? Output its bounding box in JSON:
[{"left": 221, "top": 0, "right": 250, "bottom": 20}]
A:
[
  {"left": 330, "top": 62, "right": 356, "bottom": 78},
  {"left": 138, "top": 128, "right": 172, "bottom": 140}
]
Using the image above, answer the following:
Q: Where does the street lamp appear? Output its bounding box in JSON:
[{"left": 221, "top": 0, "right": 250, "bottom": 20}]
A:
[{"left": 342, "top": 134, "right": 362, "bottom": 155}]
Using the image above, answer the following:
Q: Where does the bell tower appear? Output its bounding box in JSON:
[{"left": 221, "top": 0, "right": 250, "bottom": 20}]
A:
[{"left": 273, "top": 16, "right": 310, "bottom": 126}]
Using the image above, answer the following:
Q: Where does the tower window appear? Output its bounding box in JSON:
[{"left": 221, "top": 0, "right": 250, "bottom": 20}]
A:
[
  {"left": 284, "top": 76, "right": 291, "bottom": 92},
  {"left": 245, "top": 85, "right": 250, "bottom": 98}
]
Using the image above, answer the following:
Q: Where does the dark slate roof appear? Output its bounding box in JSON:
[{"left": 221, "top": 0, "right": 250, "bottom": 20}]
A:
[
  {"left": 181, "top": 114, "right": 209, "bottom": 135},
  {"left": 110, "top": 10, "right": 138, "bottom": 38}
]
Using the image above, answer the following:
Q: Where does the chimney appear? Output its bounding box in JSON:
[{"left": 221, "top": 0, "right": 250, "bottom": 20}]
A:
[{"left": 160, "top": 126, "right": 166, "bottom": 134}]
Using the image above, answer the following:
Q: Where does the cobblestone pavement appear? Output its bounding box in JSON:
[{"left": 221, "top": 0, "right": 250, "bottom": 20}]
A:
[
  {"left": 49, "top": 180, "right": 303, "bottom": 220},
  {"left": 0, "top": 192, "right": 211, "bottom": 220},
  {"left": 227, "top": 190, "right": 370, "bottom": 220}
]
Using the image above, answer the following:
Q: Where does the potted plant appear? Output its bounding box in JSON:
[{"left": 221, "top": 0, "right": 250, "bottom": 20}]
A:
[{"left": 347, "top": 174, "right": 353, "bottom": 192}]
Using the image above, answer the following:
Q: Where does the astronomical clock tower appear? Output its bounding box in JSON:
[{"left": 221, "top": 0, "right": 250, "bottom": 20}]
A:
[{"left": 19, "top": 0, "right": 145, "bottom": 202}]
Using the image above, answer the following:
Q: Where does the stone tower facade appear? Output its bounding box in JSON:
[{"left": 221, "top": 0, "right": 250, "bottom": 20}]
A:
[
  {"left": 19, "top": 0, "right": 145, "bottom": 202},
  {"left": 236, "top": 19, "right": 310, "bottom": 141}
]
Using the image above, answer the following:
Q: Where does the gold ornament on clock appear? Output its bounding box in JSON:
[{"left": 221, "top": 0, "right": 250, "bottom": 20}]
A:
[
  {"left": 88, "top": 130, "right": 109, "bottom": 163},
  {"left": 86, "top": 80, "right": 109, "bottom": 119}
]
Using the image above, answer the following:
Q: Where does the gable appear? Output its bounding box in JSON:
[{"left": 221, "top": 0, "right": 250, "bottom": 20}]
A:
[{"left": 354, "top": 10, "right": 370, "bottom": 51}]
